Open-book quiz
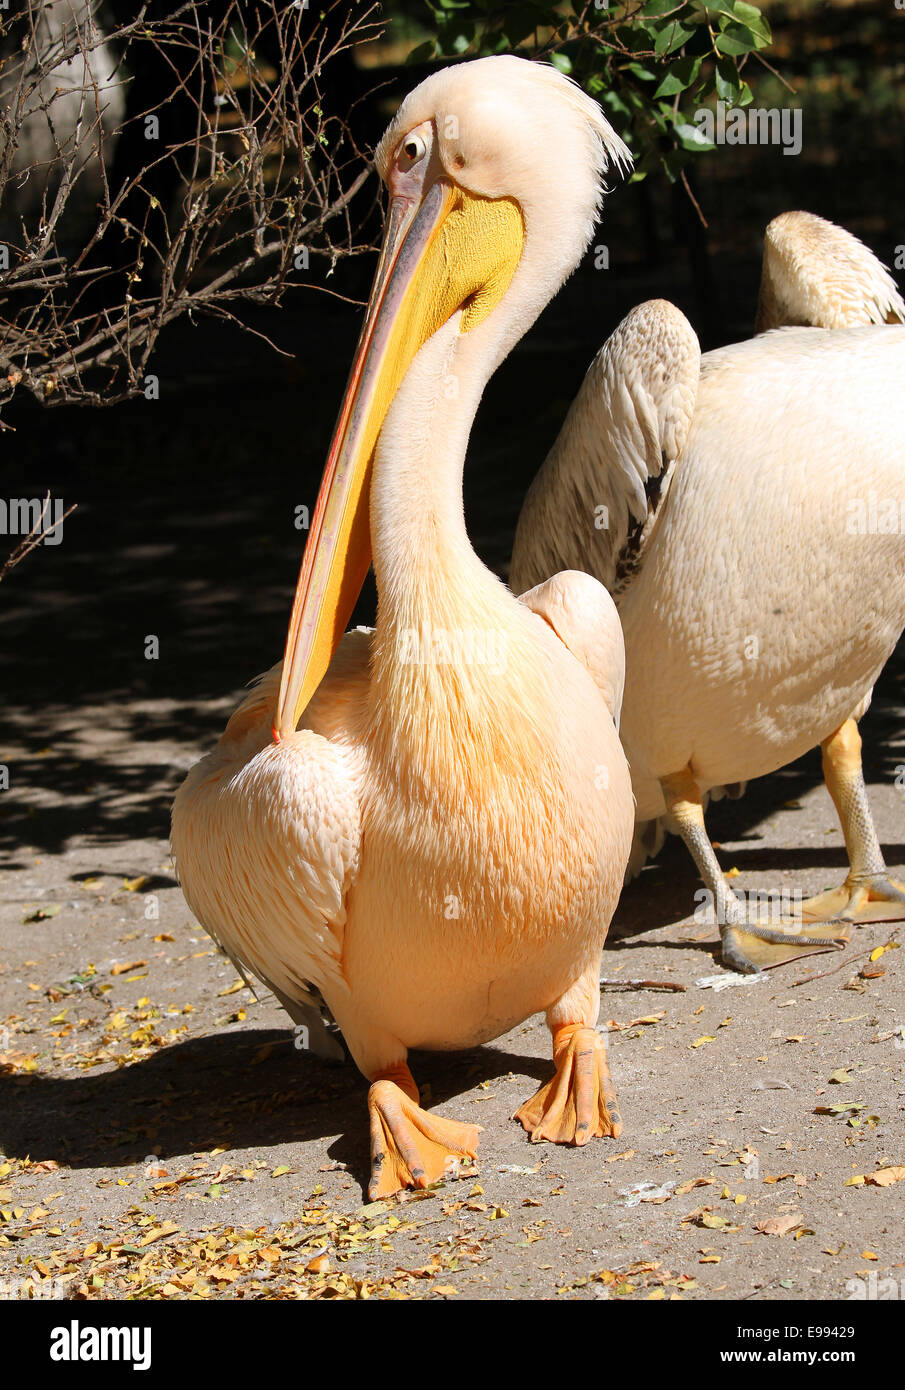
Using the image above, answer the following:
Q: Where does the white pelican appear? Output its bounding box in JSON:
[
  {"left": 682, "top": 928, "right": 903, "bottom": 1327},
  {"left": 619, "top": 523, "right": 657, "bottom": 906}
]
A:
[
  {"left": 511, "top": 216, "right": 905, "bottom": 973},
  {"left": 172, "top": 56, "right": 635, "bottom": 1198}
]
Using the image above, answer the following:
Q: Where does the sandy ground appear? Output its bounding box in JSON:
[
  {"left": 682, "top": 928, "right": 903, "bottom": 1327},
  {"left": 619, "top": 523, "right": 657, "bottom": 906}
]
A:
[{"left": 2, "top": 663, "right": 904, "bottom": 1301}]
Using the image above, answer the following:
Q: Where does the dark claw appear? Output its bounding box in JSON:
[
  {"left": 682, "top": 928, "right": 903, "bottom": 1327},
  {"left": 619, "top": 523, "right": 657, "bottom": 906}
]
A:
[{"left": 720, "top": 926, "right": 763, "bottom": 975}]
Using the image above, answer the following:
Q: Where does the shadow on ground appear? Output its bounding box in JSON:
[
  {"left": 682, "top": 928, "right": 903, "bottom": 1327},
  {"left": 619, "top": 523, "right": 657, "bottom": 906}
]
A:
[{"left": 0, "top": 1031, "right": 548, "bottom": 1187}]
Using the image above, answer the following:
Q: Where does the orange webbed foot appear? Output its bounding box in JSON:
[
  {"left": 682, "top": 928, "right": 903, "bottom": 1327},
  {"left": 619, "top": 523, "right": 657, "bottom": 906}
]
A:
[
  {"left": 801, "top": 874, "right": 905, "bottom": 926},
  {"left": 515, "top": 1024, "right": 622, "bottom": 1145},
  {"left": 367, "top": 1067, "right": 481, "bottom": 1200}
]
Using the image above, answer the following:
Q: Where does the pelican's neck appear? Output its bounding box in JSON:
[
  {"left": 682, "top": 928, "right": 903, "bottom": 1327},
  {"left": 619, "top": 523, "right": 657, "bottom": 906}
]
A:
[
  {"left": 364, "top": 311, "right": 558, "bottom": 788},
  {"left": 360, "top": 224, "right": 592, "bottom": 786},
  {"left": 369, "top": 314, "right": 506, "bottom": 639}
]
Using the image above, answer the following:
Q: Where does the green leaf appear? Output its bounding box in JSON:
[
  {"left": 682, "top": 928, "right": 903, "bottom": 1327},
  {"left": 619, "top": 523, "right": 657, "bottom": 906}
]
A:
[
  {"left": 718, "top": 0, "right": 771, "bottom": 41},
  {"left": 648, "top": 104, "right": 671, "bottom": 134},
  {"left": 624, "top": 60, "right": 658, "bottom": 82},
  {"left": 714, "top": 26, "right": 761, "bottom": 56},
  {"left": 23, "top": 903, "right": 62, "bottom": 922},
  {"left": 660, "top": 149, "right": 682, "bottom": 182},
  {"left": 653, "top": 20, "right": 697, "bottom": 54},
  {"left": 550, "top": 52, "right": 572, "bottom": 75},
  {"left": 673, "top": 118, "right": 716, "bottom": 151},
  {"left": 714, "top": 55, "right": 741, "bottom": 103},
  {"left": 700, "top": 1211, "right": 732, "bottom": 1229},
  {"left": 653, "top": 52, "right": 702, "bottom": 97}
]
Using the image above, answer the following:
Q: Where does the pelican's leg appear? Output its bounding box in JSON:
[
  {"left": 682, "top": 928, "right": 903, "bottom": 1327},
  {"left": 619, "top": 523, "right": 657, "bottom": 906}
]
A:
[
  {"left": 798, "top": 719, "right": 905, "bottom": 924},
  {"left": 515, "top": 962, "right": 622, "bottom": 1144},
  {"left": 367, "top": 1062, "right": 481, "bottom": 1201},
  {"left": 661, "top": 766, "right": 848, "bottom": 974}
]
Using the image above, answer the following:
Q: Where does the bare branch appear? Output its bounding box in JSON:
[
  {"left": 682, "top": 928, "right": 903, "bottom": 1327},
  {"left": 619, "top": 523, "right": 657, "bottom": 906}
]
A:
[
  {"left": 0, "top": 0, "right": 385, "bottom": 415},
  {"left": 0, "top": 491, "right": 77, "bottom": 584}
]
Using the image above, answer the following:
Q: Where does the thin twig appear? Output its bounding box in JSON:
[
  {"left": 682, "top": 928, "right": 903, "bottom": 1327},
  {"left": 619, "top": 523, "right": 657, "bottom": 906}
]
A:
[
  {"left": 600, "top": 978, "right": 688, "bottom": 993},
  {"left": 791, "top": 936, "right": 900, "bottom": 988},
  {"left": 0, "top": 492, "right": 77, "bottom": 584}
]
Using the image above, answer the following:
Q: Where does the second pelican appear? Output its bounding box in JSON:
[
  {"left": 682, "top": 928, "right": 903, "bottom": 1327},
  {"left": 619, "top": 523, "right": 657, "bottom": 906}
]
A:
[{"left": 512, "top": 217, "right": 905, "bottom": 972}]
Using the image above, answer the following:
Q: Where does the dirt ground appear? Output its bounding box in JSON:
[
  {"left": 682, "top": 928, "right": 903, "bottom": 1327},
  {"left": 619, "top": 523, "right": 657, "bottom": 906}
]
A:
[{"left": 2, "top": 648, "right": 904, "bottom": 1301}]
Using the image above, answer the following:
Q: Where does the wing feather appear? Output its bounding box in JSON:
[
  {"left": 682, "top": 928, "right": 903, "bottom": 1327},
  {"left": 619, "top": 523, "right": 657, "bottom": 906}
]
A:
[
  {"left": 510, "top": 299, "right": 700, "bottom": 599},
  {"left": 172, "top": 640, "right": 368, "bottom": 1059},
  {"left": 757, "top": 211, "right": 905, "bottom": 331},
  {"left": 519, "top": 569, "right": 625, "bottom": 727}
]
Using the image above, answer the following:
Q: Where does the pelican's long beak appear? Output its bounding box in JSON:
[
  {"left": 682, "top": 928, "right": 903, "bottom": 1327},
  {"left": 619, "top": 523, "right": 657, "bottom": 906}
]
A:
[{"left": 274, "top": 171, "right": 524, "bottom": 739}]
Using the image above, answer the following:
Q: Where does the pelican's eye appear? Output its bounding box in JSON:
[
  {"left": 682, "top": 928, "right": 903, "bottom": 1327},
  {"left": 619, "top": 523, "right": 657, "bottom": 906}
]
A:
[{"left": 400, "top": 133, "right": 426, "bottom": 166}]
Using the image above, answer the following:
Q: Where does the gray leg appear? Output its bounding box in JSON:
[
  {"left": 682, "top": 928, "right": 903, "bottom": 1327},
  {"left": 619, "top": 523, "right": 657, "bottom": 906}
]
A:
[{"left": 661, "top": 766, "right": 849, "bottom": 974}]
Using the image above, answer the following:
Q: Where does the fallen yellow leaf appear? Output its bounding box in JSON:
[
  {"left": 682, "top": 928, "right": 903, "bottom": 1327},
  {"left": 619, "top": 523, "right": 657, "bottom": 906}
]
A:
[
  {"left": 111, "top": 960, "right": 146, "bottom": 976},
  {"left": 865, "top": 1166, "right": 905, "bottom": 1187},
  {"left": 755, "top": 1213, "right": 802, "bottom": 1236},
  {"left": 138, "top": 1222, "right": 179, "bottom": 1247}
]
